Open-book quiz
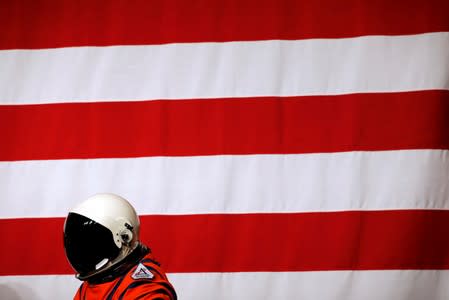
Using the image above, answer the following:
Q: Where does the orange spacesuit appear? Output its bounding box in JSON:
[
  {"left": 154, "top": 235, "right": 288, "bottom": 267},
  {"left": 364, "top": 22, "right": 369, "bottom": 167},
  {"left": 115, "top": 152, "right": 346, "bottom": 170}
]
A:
[{"left": 74, "top": 250, "right": 176, "bottom": 300}]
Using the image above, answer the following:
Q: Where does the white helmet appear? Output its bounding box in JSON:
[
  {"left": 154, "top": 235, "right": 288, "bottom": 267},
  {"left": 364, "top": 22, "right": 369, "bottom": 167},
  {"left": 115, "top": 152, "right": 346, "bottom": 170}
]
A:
[{"left": 63, "top": 193, "right": 141, "bottom": 280}]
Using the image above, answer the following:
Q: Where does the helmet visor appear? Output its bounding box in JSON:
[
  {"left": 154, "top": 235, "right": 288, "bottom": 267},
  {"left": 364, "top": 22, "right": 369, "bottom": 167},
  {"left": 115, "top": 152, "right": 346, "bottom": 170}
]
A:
[{"left": 63, "top": 213, "right": 120, "bottom": 277}]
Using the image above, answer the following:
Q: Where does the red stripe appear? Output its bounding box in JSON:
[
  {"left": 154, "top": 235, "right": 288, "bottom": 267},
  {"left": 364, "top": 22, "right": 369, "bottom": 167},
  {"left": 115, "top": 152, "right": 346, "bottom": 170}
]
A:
[
  {"left": 0, "top": 0, "right": 448, "bottom": 50},
  {"left": 0, "top": 91, "right": 448, "bottom": 161},
  {"left": 1, "top": 210, "right": 449, "bottom": 275}
]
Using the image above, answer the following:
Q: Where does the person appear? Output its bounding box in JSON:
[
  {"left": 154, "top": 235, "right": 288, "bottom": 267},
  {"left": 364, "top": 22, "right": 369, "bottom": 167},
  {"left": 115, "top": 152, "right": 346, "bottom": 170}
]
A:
[{"left": 63, "top": 193, "right": 177, "bottom": 300}]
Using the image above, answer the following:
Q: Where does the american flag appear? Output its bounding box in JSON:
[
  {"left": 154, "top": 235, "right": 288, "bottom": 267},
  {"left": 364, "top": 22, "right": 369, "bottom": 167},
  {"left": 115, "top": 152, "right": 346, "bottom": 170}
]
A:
[{"left": 0, "top": 0, "right": 448, "bottom": 299}]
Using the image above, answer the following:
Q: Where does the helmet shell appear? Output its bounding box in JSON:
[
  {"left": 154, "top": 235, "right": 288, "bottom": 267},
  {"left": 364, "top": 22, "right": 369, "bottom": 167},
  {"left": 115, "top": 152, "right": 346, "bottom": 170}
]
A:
[
  {"left": 63, "top": 193, "right": 141, "bottom": 279},
  {"left": 71, "top": 193, "right": 140, "bottom": 248}
]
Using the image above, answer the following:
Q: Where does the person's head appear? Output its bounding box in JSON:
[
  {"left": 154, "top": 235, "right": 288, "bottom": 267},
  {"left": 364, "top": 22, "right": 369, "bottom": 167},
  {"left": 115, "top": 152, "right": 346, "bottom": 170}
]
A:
[{"left": 63, "top": 193, "right": 141, "bottom": 280}]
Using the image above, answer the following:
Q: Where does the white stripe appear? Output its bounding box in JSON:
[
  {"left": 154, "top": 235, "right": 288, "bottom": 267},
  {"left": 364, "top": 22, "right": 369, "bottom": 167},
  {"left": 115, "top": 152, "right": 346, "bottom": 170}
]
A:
[
  {"left": 0, "top": 150, "right": 447, "bottom": 219},
  {"left": 1, "top": 271, "right": 448, "bottom": 300},
  {"left": 0, "top": 33, "right": 448, "bottom": 105}
]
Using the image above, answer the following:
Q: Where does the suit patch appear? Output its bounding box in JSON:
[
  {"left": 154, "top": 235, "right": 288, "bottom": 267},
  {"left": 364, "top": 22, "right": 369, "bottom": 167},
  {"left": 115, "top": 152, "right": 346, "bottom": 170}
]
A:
[{"left": 131, "top": 263, "right": 154, "bottom": 280}]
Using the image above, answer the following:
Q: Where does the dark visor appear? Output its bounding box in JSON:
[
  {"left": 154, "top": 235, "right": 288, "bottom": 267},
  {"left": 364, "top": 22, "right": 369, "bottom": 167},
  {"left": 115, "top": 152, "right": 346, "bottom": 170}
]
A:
[{"left": 63, "top": 213, "right": 120, "bottom": 276}]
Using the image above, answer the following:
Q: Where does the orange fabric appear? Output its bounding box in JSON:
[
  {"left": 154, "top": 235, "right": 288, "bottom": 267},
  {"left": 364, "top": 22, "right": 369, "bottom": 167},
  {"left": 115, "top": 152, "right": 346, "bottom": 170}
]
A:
[{"left": 74, "top": 253, "right": 176, "bottom": 300}]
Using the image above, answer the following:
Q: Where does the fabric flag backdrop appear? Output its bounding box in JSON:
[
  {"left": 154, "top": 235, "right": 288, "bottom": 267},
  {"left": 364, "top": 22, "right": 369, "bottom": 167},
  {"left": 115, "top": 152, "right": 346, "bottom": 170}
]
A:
[{"left": 0, "top": 0, "right": 449, "bottom": 299}]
